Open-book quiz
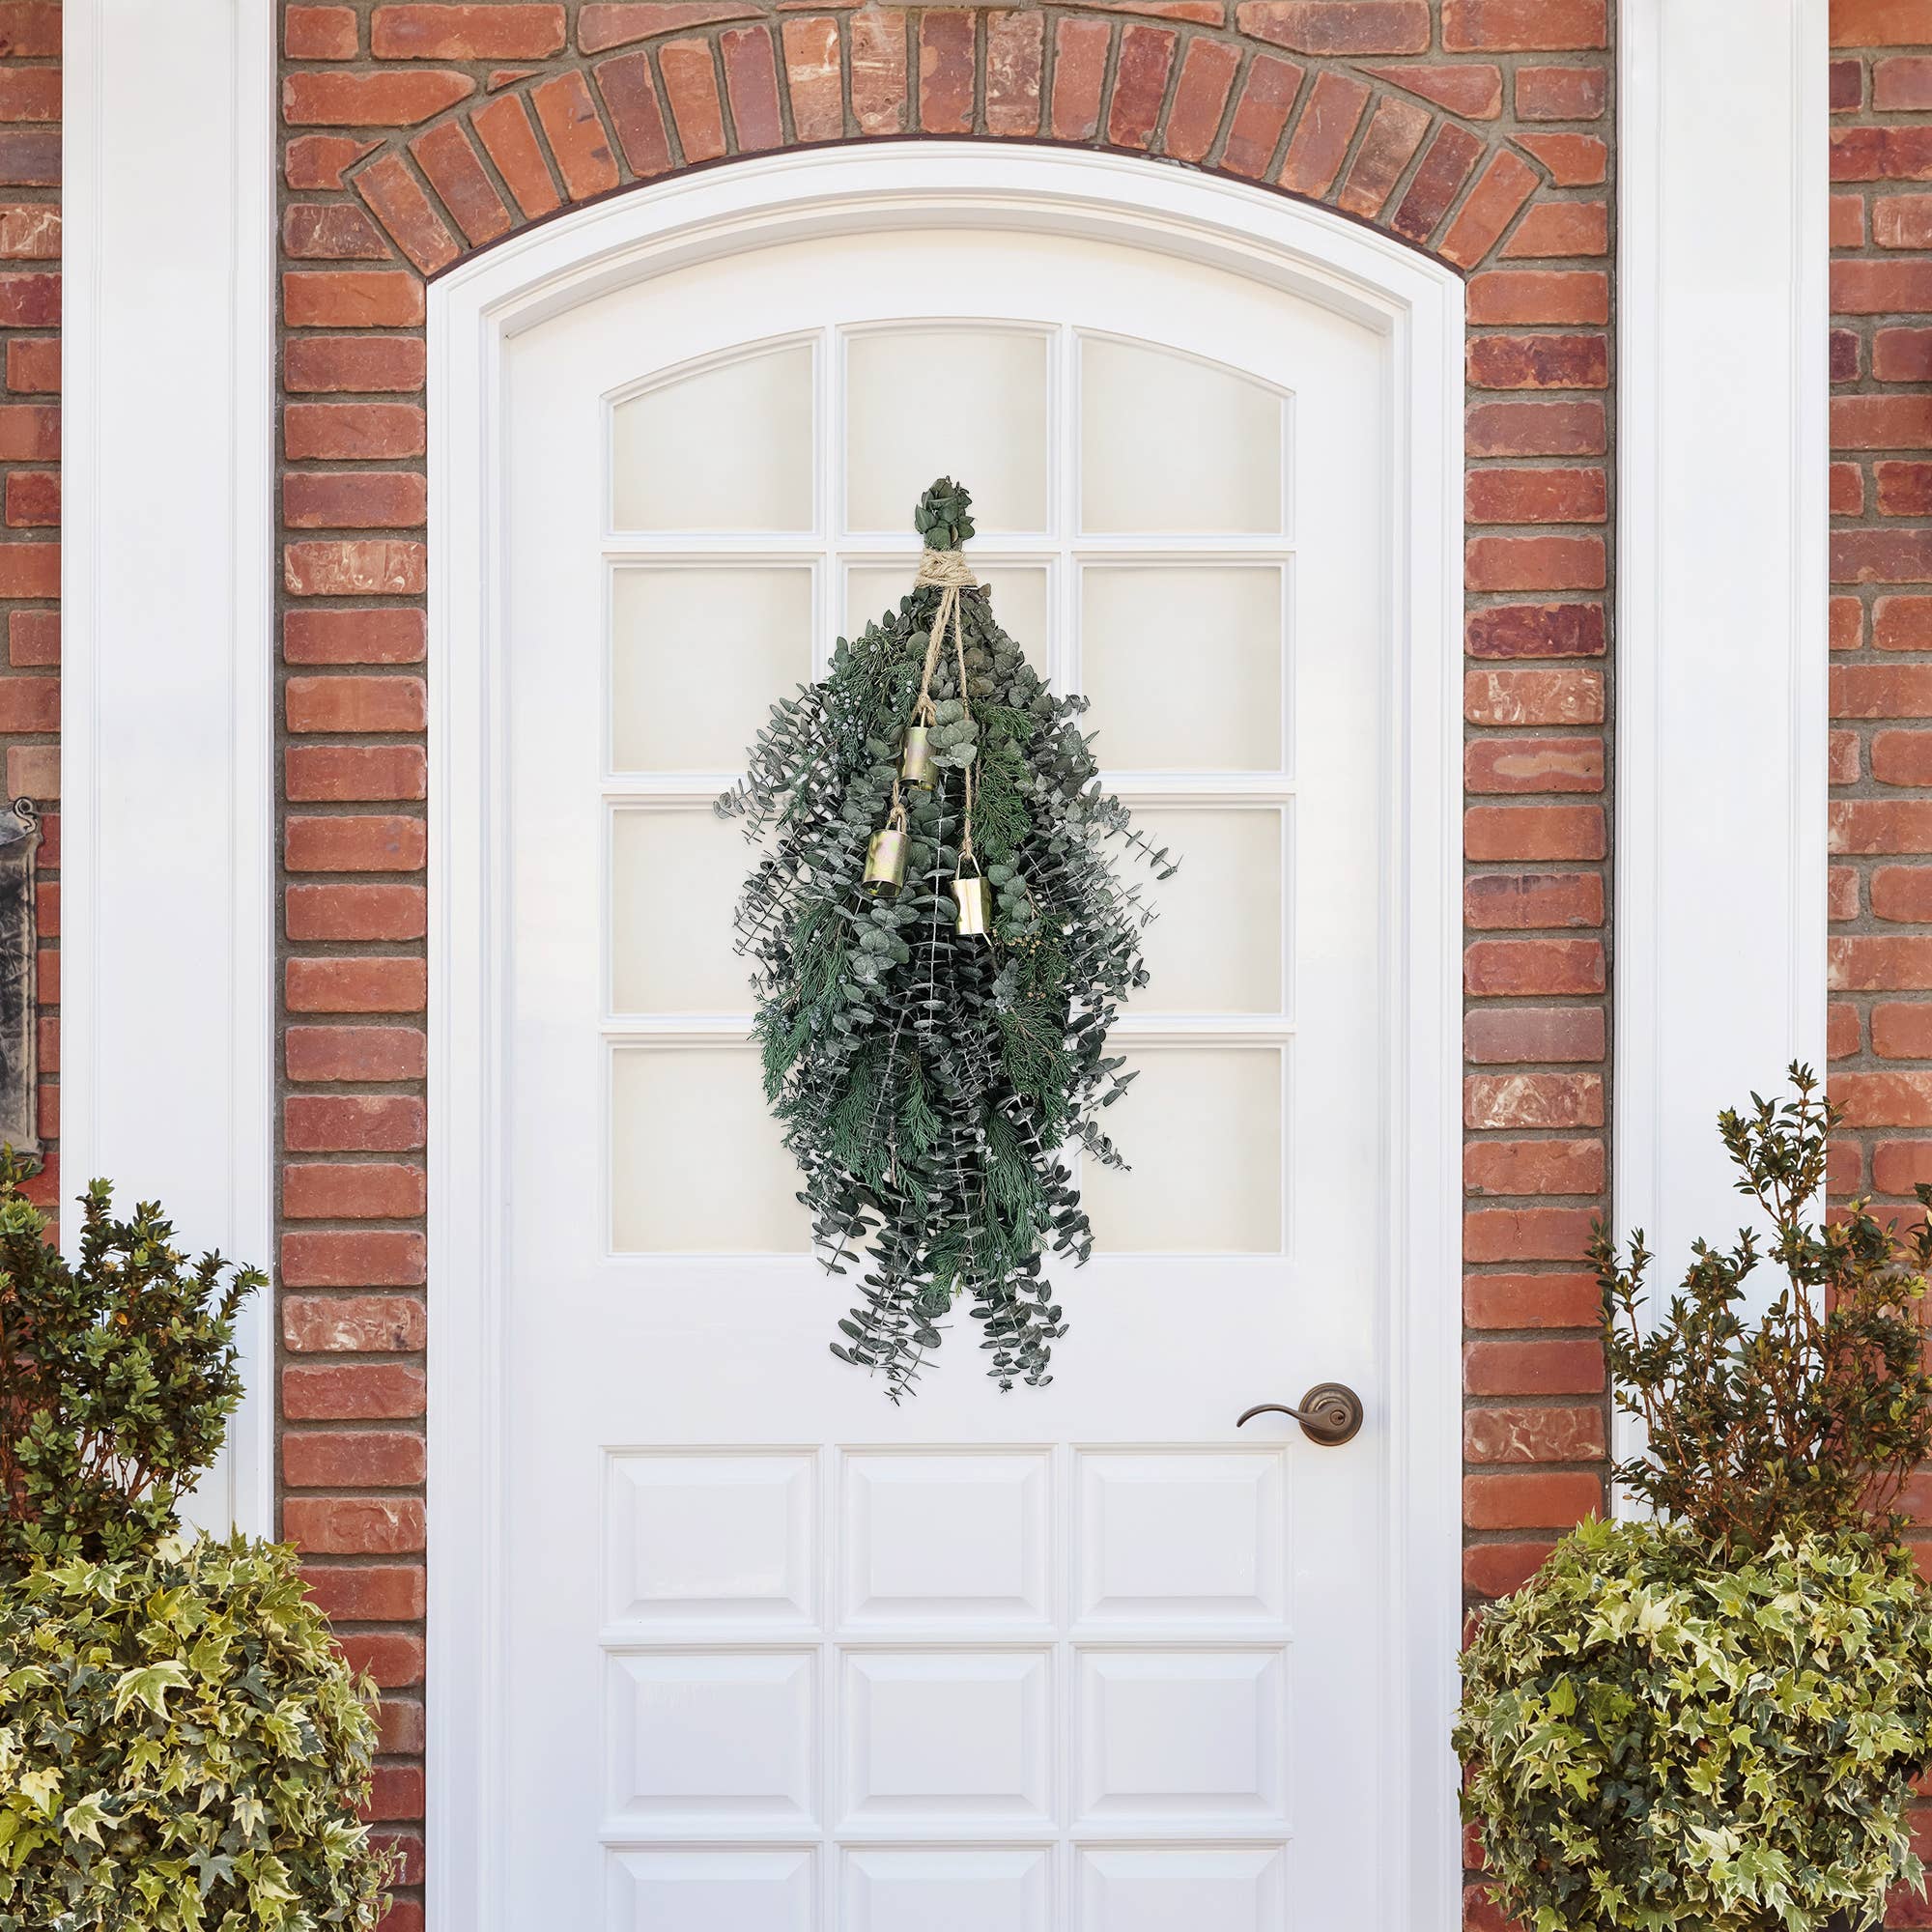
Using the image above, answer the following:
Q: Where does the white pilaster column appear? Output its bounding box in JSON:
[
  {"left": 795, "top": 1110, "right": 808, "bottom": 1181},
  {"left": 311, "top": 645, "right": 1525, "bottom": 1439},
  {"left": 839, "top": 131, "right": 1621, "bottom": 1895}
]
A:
[
  {"left": 1615, "top": 0, "right": 1830, "bottom": 1461},
  {"left": 62, "top": 1, "right": 277, "bottom": 1534}
]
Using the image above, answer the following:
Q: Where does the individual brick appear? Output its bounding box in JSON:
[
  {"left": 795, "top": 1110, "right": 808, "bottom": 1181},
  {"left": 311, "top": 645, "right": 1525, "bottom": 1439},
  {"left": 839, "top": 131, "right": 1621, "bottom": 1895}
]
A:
[
  {"left": 1471, "top": 1072, "right": 1596, "bottom": 1142},
  {"left": 1236, "top": 1, "right": 1429, "bottom": 55},
  {"left": 1333, "top": 92, "right": 1429, "bottom": 219},
  {"left": 282, "top": 69, "right": 475, "bottom": 126},
  {"left": 1049, "top": 17, "right": 1108, "bottom": 142},
  {"left": 1443, "top": 0, "right": 1605, "bottom": 51},
  {"left": 781, "top": 16, "right": 846, "bottom": 143},
  {"left": 1363, "top": 60, "right": 1502, "bottom": 119},
  {"left": 578, "top": 2, "right": 760, "bottom": 55},
  {"left": 659, "top": 37, "right": 727, "bottom": 161},
  {"left": 1220, "top": 52, "right": 1302, "bottom": 179},
  {"left": 1277, "top": 68, "right": 1368, "bottom": 196},
  {"left": 470, "top": 94, "right": 563, "bottom": 217},
  {"left": 355, "top": 151, "right": 459, "bottom": 273},
  {"left": 370, "top": 6, "right": 566, "bottom": 60},
  {"left": 1108, "top": 23, "right": 1178, "bottom": 151},
  {"left": 918, "top": 11, "right": 975, "bottom": 135},
  {"left": 850, "top": 8, "right": 908, "bottom": 135},
  {"left": 1161, "top": 37, "right": 1238, "bottom": 161},
  {"left": 285, "top": 1025, "right": 428, "bottom": 1081}
]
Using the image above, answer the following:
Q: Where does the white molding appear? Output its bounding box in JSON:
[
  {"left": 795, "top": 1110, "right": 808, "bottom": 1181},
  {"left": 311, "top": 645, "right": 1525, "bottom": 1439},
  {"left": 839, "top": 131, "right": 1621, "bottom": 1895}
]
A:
[
  {"left": 1615, "top": 0, "right": 1830, "bottom": 1482},
  {"left": 61, "top": 0, "right": 277, "bottom": 1538},
  {"left": 426, "top": 144, "right": 1463, "bottom": 1929}
]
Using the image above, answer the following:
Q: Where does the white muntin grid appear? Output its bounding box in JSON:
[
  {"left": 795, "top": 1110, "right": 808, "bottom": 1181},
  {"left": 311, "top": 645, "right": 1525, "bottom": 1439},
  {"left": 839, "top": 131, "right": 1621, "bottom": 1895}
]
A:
[{"left": 595, "top": 321, "right": 1298, "bottom": 1264}]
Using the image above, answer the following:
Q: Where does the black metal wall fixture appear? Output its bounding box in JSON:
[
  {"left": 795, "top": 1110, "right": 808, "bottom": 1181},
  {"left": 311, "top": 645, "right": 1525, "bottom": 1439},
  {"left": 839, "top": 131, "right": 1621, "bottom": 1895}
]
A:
[{"left": 0, "top": 797, "right": 42, "bottom": 1161}]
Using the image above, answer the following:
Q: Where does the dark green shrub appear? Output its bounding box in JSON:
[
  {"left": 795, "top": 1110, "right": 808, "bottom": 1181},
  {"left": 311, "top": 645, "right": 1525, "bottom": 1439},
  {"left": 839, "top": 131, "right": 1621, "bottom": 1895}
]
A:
[
  {"left": 1455, "top": 1517, "right": 1932, "bottom": 1932},
  {"left": 1461, "top": 1070, "right": 1932, "bottom": 1929},
  {"left": 0, "top": 1167, "right": 393, "bottom": 1927},
  {"left": 0, "top": 1535, "right": 395, "bottom": 1929},
  {"left": 1593, "top": 1065, "right": 1932, "bottom": 1556},
  {"left": 0, "top": 1167, "right": 263, "bottom": 1565}
]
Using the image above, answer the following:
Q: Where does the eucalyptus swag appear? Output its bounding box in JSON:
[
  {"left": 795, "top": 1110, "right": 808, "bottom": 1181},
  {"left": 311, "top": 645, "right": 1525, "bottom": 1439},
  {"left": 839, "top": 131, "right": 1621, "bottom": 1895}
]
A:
[{"left": 719, "top": 479, "right": 1174, "bottom": 1399}]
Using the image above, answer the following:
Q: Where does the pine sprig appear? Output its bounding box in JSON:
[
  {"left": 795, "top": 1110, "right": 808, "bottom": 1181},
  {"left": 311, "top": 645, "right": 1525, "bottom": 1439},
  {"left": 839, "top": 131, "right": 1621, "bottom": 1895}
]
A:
[{"left": 718, "top": 478, "right": 1176, "bottom": 1397}]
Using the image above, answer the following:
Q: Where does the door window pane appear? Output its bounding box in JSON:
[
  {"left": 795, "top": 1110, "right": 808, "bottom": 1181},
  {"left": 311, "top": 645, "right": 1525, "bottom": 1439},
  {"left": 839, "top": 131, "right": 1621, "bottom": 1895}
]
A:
[
  {"left": 611, "top": 809, "right": 761, "bottom": 1013},
  {"left": 846, "top": 328, "right": 1050, "bottom": 535},
  {"left": 613, "top": 343, "right": 814, "bottom": 531},
  {"left": 1129, "top": 808, "right": 1286, "bottom": 1016},
  {"left": 1080, "top": 337, "right": 1282, "bottom": 534},
  {"left": 612, "top": 566, "right": 813, "bottom": 773},
  {"left": 1080, "top": 1048, "right": 1284, "bottom": 1254},
  {"left": 612, "top": 1047, "right": 810, "bottom": 1253},
  {"left": 1080, "top": 566, "right": 1283, "bottom": 771}
]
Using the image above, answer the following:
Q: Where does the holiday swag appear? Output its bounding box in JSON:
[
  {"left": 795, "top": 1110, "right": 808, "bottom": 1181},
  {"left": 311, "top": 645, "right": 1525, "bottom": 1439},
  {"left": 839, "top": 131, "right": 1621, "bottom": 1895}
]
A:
[{"left": 719, "top": 480, "right": 1176, "bottom": 1399}]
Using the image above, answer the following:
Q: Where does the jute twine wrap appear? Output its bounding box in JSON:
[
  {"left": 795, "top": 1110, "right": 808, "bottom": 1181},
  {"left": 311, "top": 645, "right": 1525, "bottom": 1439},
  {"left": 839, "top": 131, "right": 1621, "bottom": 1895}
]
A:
[{"left": 887, "top": 547, "right": 982, "bottom": 867}]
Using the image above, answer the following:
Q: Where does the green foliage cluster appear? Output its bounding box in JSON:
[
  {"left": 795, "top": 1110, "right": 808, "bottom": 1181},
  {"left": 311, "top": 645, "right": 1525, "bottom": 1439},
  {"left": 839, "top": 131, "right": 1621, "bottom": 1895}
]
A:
[
  {"left": 1460, "top": 1069, "right": 1932, "bottom": 1930},
  {"left": 0, "top": 1535, "right": 394, "bottom": 1931},
  {"left": 0, "top": 1167, "right": 262, "bottom": 1566},
  {"left": 720, "top": 479, "right": 1174, "bottom": 1397},
  {"left": 0, "top": 1167, "right": 394, "bottom": 1928},
  {"left": 1592, "top": 1065, "right": 1932, "bottom": 1555},
  {"left": 1454, "top": 1517, "right": 1932, "bottom": 1932}
]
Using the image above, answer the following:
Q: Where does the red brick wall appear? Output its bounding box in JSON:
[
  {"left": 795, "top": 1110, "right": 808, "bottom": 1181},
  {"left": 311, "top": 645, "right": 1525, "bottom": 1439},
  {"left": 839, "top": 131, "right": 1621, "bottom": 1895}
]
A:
[
  {"left": 0, "top": 2, "right": 57, "bottom": 1221},
  {"left": 1830, "top": 10, "right": 1932, "bottom": 1909},
  {"left": 1832, "top": 10, "right": 1932, "bottom": 1217},
  {"left": 269, "top": 12, "right": 1614, "bottom": 1925},
  {"left": 11, "top": 0, "right": 1932, "bottom": 1918},
  {"left": 1804, "top": 7, "right": 1932, "bottom": 1922},
  {"left": 0, "top": 1, "right": 1618, "bottom": 1922},
  {"left": 0, "top": 3, "right": 1618, "bottom": 1924}
]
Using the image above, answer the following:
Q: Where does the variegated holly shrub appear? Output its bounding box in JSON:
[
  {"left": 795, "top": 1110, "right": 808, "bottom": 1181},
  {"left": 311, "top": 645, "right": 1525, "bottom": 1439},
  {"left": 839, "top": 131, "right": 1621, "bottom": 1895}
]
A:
[
  {"left": 1455, "top": 1518, "right": 1932, "bottom": 1932},
  {"left": 0, "top": 1535, "right": 395, "bottom": 1931},
  {"left": 0, "top": 1165, "right": 395, "bottom": 1930},
  {"left": 1457, "top": 1070, "right": 1932, "bottom": 1932}
]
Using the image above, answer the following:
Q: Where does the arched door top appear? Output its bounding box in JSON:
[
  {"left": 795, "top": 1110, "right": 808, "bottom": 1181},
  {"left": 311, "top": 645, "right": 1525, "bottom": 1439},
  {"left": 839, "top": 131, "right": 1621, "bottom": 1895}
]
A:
[
  {"left": 430, "top": 141, "right": 1462, "bottom": 338},
  {"left": 425, "top": 138, "right": 1465, "bottom": 1932}
]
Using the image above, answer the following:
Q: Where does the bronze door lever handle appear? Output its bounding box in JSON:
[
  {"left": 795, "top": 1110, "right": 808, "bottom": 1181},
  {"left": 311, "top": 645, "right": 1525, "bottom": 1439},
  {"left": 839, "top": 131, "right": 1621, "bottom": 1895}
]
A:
[{"left": 1236, "top": 1383, "right": 1364, "bottom": 1446}]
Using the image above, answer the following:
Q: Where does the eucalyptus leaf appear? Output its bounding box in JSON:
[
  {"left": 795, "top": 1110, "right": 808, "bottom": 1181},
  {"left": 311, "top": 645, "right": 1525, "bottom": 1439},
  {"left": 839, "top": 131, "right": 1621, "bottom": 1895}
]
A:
[{"left": 718, "top": 479, "right": 1175, "bottom": 1398}]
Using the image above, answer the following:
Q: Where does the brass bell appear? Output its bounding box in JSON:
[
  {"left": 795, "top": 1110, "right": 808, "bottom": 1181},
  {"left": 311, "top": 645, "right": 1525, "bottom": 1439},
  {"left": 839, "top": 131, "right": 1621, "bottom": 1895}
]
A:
[
  {"left": 864, "top": 827, "right": 908, "bottom": 895},
  {"left": 899, "top": 724, "right": 936, "bottom": 788},
  {"left": 952, "top": 872, "right": 992, "bottom": 936}
]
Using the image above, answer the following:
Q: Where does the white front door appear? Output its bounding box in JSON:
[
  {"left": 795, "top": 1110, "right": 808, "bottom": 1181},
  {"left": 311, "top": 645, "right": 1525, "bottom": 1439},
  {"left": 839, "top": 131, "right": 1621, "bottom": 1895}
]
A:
[{"left": 497, "top": 221, "right": 1393, "bottom": 1930}]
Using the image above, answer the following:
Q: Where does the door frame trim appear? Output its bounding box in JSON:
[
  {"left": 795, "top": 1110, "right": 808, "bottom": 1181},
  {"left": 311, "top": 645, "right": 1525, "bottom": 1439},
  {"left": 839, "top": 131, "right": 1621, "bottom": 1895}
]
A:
[{"left": 425, "top": 143, "right": 1464, "bottom": 1929}]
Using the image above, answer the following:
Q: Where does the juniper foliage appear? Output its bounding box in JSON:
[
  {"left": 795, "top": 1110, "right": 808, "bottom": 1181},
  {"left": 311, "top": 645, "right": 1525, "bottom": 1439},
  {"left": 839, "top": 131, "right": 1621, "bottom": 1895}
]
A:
[{"left": 719, "top": 479, "right": 1175, "bottom": 1398}]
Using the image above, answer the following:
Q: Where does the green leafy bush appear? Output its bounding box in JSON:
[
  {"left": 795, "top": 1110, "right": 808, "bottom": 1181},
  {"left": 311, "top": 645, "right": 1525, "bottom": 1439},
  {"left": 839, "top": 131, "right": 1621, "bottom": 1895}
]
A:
[
  {"left": 1455, "top": 1517, "right": 1932, "bottom": 1932},
  {"left": 1592, "top": 1065, "right": 1932, "bottom": 1555},
  {"left": 0, "top": 1166, "right": 392, "bottom": 1928},
  {"left": 0, "top": 1534, "right": 395, "bottom": 1931},
  {"left": 0, "top": 1167, "right": 263, "bottom": 1565},
  {"left": 1461, "top": 1070, "right": 1932, "bottom": 1929}
]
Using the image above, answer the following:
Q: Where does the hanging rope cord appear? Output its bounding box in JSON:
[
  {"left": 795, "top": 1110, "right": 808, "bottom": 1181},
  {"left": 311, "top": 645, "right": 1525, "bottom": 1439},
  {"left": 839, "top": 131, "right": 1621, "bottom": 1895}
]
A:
[{"left": 888, "top": 546, "right": 981, "bottom": 868}]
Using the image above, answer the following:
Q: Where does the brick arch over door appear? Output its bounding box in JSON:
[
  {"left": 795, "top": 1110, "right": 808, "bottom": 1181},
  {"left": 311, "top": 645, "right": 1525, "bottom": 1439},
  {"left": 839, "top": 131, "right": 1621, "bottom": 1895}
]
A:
[
  {"left": 299, "top": 5, "right": 1605, "bottom": 276},
  {"left": 273, "top": 6, "right": 1611, "bottom": 1925}
]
